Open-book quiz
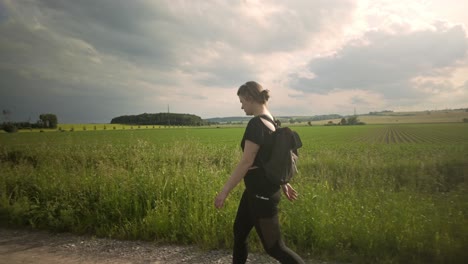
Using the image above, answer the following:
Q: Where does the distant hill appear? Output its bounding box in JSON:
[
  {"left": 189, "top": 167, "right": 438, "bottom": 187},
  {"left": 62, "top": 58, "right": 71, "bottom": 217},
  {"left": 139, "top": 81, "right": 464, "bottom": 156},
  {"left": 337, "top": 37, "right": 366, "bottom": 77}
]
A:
[
  {"left": 205, "top": 114, "right": 342, "bottom": 124},
  {"left": 205, "top": 109, "right": 468, "bottom": 125}
]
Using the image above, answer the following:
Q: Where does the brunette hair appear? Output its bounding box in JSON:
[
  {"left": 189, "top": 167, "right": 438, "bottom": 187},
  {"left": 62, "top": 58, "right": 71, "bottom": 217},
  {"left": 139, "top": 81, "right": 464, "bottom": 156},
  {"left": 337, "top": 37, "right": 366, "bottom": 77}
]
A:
[{"left": 237, "top": 81, "right": 270, "bottom": 104}]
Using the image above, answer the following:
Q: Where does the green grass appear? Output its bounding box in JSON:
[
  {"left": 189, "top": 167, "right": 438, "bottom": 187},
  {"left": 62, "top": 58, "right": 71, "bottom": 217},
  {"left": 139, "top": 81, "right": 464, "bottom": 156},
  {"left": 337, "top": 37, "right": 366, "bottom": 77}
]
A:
[{"left": 1, "top": 124, "right": 467, "bottom": 263}]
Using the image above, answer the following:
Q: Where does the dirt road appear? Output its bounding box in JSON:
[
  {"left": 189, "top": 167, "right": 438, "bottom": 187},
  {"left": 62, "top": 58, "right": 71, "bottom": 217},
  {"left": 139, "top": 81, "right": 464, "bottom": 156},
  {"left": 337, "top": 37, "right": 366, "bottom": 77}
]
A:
[{"left": 0, "top": 228, "right": 323, "bottom": 264}]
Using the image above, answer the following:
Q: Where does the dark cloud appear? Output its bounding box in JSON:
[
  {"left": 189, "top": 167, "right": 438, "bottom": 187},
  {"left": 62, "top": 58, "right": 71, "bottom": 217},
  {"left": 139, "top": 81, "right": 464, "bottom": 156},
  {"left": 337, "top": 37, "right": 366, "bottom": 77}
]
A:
[
  {"left": 37, "top": 0, "right": 166, "bottom": 34},
  {"left": 291, "top": 24, "right": 468, "bottom": 99},
  {"left": 27, "top": 0, "right": 177, "bottom": 69},
  {"left": 2, "top": 0, "right": 354, "bottom": 65},
  {"left": 3, "top": 0, "right": 354, "bottom": 87},
  {"left": 0, "top": 67, "right": 148, "bottom": 123},
  {"left": 26, "top": 1, "right": 354, "bottom": 71},
  {"left": 0, "top": 1, "right": 7, "bottom": 22}
]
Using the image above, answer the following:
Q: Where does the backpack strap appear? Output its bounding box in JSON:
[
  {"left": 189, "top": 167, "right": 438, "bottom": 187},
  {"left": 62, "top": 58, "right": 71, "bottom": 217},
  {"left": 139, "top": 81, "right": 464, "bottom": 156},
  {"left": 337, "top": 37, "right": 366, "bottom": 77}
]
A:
[{"left": 259, "top": 114, "right": 278, "bottom": 128}]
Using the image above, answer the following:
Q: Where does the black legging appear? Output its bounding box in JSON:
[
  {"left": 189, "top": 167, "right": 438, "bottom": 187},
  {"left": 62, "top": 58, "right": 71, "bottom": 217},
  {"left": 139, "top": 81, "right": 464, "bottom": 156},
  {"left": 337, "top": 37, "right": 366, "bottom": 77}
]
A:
[{"left": 233, "top": 190, "right": 305, "bottom": 264}]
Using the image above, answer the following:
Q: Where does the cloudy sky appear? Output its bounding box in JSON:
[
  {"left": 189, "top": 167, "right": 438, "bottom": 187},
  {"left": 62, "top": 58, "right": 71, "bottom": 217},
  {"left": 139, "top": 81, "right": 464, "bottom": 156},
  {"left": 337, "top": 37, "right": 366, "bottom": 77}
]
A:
[{"left": 1, "top": 0, "right": 467, "bottom": 123}]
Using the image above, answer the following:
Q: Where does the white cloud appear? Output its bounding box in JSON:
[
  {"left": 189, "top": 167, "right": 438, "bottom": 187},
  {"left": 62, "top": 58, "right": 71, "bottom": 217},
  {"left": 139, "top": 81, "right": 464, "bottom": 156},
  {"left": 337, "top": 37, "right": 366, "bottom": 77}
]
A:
[
  {"left": 286, "top": 0, "right": 468, "bottom": 113},
  {"left": 291, "top": 24, "right": 468, "bottom": 95}
]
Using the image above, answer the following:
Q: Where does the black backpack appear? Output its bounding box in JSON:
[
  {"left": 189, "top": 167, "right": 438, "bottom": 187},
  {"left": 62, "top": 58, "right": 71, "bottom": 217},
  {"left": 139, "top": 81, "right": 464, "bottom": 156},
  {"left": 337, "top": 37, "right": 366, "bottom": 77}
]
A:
[{"left": 260, "top": 115, "right": 303, "bottom": 185}]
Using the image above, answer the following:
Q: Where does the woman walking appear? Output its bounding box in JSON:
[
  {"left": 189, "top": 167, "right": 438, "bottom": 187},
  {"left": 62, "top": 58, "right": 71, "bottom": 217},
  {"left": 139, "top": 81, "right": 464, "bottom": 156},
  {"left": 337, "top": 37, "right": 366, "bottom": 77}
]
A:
[{"left": 214, "top": 81, "right": 305, "bottom": 264}]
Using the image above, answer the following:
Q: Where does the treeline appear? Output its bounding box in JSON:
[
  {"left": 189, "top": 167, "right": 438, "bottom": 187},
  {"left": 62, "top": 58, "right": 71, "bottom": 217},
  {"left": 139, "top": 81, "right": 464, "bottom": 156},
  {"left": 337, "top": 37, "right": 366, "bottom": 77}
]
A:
[
  {"left": 368, "top": 110, "right": 394, "bottom": 115},
  {"left": 2, "top": 113, "right": 58, "bottom": 133},
  {"left": 326, "top": 116, "right": 366, "bottom": 126},
  {"left": 285, "top": 114, "right": 343, "bottom": 123},
  {"left": 111, "top": 113, "right": 207, "bottom": 126}
]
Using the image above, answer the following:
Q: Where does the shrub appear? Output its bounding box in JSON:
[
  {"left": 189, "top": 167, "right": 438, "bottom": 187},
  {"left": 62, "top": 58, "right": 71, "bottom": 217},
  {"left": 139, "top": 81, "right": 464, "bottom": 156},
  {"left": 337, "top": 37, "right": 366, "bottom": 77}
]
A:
[{"left": 2, "top": 123, "right": 18, "bottom": 133}]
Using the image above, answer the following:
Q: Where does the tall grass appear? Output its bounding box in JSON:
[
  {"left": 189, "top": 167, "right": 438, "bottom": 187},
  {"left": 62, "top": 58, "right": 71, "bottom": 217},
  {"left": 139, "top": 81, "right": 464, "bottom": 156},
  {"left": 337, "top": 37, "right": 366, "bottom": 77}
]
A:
[
  {"left": 0, "top": 133, "right": 240, "bottom": 245},
  {"left": 284, "top": 141, "right": 467, "bottom": 263},
  {"left": 0, "top": 125, "right": 467, "bottom": 263}
]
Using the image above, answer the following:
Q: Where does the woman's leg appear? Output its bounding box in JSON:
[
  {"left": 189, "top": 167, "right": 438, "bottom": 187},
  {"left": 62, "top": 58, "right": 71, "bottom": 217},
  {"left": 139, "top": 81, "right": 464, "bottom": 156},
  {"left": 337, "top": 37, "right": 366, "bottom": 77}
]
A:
[
  {"left": 255, "top": 215, "right": 305, "bottom": 264},
  {"left": 250, "top": 191, "right": 304, "bottom": 264},
  {"left": 233, "top": 191, "right": 255, "bottom": 264}
]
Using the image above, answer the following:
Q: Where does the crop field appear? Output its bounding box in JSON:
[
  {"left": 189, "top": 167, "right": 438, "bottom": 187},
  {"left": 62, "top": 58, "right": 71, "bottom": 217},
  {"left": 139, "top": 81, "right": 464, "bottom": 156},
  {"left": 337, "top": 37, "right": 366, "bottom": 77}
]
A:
[
  {"left": 309, "top": 109, "right": 468, "bottom": 125},
  {"left": 1, "top": 123, "right": 467, "bottom": 263},
  {"left": 351, "top": 124, "right": 468, "bottom": 144}
]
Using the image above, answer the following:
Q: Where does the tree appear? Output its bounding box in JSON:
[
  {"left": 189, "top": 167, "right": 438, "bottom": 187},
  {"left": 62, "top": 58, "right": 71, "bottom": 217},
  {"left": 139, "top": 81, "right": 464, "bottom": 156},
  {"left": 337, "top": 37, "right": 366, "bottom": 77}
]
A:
[
  {"left": 1, "top": 109, "right": 17, "bottom": 132},
  {"left": 347, "top": 116, "right": 359, "bottom": 125},
  {"left": 2, "top": 123, "right": 18, "bottom": 133},
  {"left": 340, "top": 118, "right": 347, "bottom": 125},
  {"left": 39, "top": 114, "right": 58, "bottom": 128}
]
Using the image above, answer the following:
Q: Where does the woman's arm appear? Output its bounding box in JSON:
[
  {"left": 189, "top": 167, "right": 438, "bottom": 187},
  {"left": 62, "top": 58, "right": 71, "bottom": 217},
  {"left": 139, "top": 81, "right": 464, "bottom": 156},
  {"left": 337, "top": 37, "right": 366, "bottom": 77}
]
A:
[{"left": 214, "top": 140, "right": 259, "bottom": 209}]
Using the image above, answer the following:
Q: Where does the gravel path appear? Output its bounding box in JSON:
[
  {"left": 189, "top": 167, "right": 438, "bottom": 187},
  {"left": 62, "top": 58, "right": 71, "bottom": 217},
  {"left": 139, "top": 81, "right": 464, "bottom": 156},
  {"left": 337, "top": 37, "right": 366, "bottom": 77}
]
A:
[{"left": 0, "top": 228, "right": 326, "bottom": 264}]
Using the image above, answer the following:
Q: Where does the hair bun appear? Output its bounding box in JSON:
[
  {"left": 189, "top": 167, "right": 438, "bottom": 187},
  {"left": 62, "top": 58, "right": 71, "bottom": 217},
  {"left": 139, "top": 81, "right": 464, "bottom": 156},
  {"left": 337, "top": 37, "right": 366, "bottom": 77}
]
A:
[{"left": 261, "top": 89, "right": 270, "bottom": 102}]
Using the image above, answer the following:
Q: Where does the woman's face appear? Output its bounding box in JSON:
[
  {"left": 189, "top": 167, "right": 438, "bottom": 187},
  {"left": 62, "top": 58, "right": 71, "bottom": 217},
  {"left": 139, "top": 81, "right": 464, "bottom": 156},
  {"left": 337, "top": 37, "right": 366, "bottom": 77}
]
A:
[{"left": 239, "top": 95, "right": 254, "bottom": 115}]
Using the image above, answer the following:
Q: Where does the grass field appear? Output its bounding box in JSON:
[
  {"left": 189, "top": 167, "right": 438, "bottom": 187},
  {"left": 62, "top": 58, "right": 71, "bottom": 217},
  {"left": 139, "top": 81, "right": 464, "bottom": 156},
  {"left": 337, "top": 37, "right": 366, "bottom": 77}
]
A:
[{"left": 1, "top": 123, "right": 467, "bottom": 263}]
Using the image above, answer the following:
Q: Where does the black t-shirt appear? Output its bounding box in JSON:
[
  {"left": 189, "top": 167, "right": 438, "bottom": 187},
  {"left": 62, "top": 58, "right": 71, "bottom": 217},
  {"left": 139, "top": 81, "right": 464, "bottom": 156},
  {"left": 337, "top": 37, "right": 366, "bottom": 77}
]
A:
[
  {"left": 241, "top": 116, "right": 275, "bottom": 167},
  {"left": 241, "top": 116, "right": 280, "bottom": 196}
]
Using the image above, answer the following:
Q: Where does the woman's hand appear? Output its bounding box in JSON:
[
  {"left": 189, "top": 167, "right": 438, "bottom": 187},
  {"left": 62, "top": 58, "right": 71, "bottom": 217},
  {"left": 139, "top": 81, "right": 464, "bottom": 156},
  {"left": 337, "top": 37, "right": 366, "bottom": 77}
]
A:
[
  {"left": 214, "top": 191, "right": 228, "bottom": 209},
  {"left": 281, "top": 183, "right": 299, "bottom": 201}
]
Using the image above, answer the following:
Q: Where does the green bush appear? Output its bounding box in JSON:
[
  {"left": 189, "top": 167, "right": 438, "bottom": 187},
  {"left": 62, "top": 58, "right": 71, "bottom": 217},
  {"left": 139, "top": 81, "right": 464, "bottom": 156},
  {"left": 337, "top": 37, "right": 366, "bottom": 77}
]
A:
[{"left": 2, "top": 124, "right": 18, "bottom": 133}]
